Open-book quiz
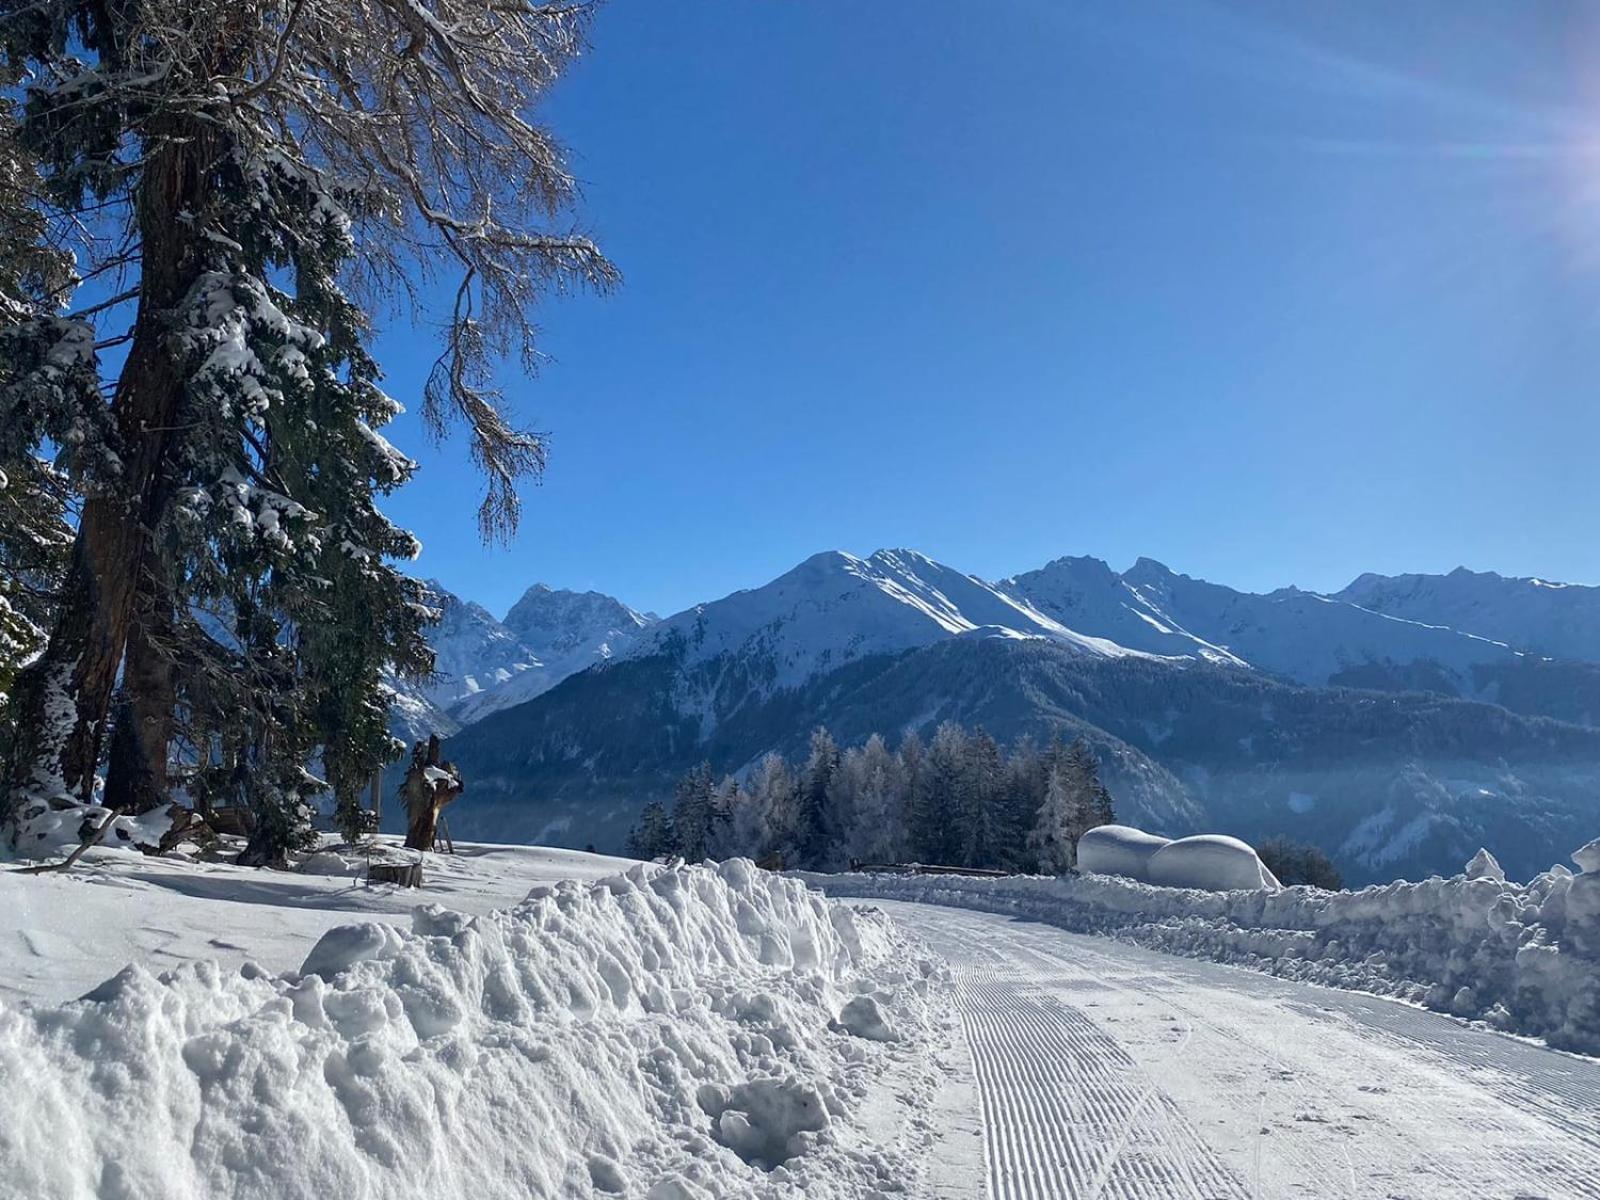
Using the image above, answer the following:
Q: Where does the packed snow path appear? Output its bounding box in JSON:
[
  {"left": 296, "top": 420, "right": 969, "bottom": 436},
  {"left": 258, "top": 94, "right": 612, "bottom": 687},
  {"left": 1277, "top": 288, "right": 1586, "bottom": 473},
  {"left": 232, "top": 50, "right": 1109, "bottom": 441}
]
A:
[{"left": 879, "top": 902, "right": 1600, "bottom": 1200}]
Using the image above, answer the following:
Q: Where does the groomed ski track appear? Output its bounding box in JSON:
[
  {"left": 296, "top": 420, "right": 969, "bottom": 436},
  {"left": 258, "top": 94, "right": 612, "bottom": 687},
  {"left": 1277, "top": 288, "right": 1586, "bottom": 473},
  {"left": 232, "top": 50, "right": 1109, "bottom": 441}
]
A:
[{"left": 879, "top": 901, "right": 1600, "bottom": 1200}]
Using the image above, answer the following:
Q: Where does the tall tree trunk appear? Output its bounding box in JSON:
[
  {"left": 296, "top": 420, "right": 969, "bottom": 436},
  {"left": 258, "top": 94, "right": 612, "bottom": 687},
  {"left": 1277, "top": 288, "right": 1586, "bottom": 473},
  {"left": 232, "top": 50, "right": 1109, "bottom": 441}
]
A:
[
  {"left": 3, "top": 133, "right": 216, "bottom": 818},
  {"left": 104, "top": 559, "right": 177, "bottom": 815}
]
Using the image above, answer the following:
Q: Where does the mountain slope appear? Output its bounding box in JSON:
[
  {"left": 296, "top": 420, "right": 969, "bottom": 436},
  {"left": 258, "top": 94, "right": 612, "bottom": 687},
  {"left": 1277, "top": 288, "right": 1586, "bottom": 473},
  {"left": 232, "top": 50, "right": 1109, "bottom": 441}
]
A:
[
  {"left": 1337, "top": 567, "right": 1600, "bottom": 661},
  {"left": 444, "top": 635, "right": 1600, "bottom": 883},
  {"left": 625, "top": 548, "right": 1165, "bottom": 700},
  {"left": 385, "top": 580, "right": 654, "bottom": 734},
  {"left": 429, "top": 548, "right": 1600, "bottom": 881},
  {"left": 451, "top": 584, "right": 655, "bottom": 723},
  {"left": 443, "top": 638, "right": 1200, "bottom": 852},
  {"left": 1010, "top": 556, "right": 1522, "bottom": 692},
  {"left": 418, "top": 582, "right": 545, "bottom": 712}
]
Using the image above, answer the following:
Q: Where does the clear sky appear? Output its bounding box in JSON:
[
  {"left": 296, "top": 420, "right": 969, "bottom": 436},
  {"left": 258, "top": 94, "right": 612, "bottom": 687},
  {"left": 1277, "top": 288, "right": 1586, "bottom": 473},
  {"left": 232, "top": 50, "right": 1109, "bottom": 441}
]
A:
[{"left": 375, "top": 0, "right": 1600, "bottom": 620}]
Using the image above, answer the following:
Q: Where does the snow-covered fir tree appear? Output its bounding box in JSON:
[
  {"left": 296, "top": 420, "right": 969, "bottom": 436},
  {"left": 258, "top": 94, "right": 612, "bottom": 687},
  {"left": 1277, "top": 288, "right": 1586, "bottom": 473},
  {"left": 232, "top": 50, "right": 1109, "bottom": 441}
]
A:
[
  {"left": 0, "top": 0, "right": 615, "bottom": 853},
  {"left": 670, "top": 761, "right": 720, "bottom": 862},
  {"left": 625, "top": 800, "right": 675, "bottom": 862},
  {"left": 629, "top": 724, "right": 1121, "bottom": 874},
  {"left": 1027, "top": 763, "right": 1076, "bottom": 874}
]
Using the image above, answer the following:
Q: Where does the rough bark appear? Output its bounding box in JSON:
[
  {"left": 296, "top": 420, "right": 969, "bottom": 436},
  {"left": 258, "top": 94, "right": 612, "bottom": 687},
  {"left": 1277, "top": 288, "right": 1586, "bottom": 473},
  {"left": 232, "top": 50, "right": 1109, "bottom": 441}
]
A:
[
  {"left": 104, "top": 561, "right": 178, "bottom": 814},
  {"left": 402, "top": 735, "right": 463, "bottom": 852},
  {"left": 4, "top": 131, "right": 217, "bottom": 810}
]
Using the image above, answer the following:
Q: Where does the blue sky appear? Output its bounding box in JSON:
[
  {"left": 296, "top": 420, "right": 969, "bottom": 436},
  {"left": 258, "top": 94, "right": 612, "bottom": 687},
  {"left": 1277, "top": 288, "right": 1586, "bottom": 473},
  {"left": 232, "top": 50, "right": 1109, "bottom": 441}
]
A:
[{"left": 376, "top": 1, "right": 1600, "bottom": 619}]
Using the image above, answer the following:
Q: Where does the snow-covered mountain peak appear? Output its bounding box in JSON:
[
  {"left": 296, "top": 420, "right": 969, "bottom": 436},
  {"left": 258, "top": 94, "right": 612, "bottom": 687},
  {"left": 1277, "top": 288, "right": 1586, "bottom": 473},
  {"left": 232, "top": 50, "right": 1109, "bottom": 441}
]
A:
[
  {"left": 1123, "top": 556, "right": 1181, "bottom": 584},
  {"left": 631, "top": 548, "right": 1167, "bottom": 698},
  {"left": 1334, "top": 567, "right": 1600, "bottom": 660},
  {"left": 504, "top": 583, "right": 653, "bottom": 653}
]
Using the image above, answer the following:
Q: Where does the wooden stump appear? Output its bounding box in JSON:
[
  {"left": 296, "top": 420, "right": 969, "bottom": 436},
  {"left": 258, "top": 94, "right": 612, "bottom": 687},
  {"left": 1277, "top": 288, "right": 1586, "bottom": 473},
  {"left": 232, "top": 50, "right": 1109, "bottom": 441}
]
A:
[
  {"left": 368, "top": 861, "right": 424, "bottom": 888},
  {"left": 400, "top": 734, "right": 464, "bottom": 852}
]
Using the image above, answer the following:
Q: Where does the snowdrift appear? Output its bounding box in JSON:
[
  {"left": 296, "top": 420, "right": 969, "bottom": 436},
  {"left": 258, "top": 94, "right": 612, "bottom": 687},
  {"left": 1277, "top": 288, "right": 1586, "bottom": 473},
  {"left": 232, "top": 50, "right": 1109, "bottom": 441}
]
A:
[
  {"left": 1076, "top": 824, "right": 1279, "bottom": 891},
  {"left": 807, "top": 838, "right": 1600, "bottom": 1056},
  {"left": 0, "top": 860, "right": 947, "bottom": 1200}
]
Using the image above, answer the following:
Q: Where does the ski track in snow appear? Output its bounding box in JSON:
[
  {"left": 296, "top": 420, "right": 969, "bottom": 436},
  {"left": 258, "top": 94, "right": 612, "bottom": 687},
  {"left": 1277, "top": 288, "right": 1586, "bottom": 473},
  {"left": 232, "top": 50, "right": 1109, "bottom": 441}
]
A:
[{"left": 883, "top": 903, "right": 1600, "bottom": 1200}]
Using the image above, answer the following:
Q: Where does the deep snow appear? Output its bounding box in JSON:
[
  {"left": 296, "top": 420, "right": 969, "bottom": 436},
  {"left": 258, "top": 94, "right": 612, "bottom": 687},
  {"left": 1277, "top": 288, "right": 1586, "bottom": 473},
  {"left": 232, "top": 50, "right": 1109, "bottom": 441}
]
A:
[
  {"left": 804, "top": 837, "right": 1600, "bottom": 1056},
  {"left": 0, "top": 846, "right": 954, "bottom": 1199}
]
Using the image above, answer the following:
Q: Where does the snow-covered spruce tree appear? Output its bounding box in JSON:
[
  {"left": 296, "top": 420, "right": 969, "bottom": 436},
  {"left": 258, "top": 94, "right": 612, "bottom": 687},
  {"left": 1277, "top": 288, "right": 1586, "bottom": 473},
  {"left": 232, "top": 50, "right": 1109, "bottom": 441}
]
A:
[
  {"left": 0, "top": 74, "right": 105, "bottom": 796},
  {"left": 157, "top": 152, "right": 436, "bottom": 856},
  {"left": 957, "top": 727, "right": 1003, "bottom": 868},
  {"left": 0, "top": 0, "right": 616, "bottom": 840},
  {"left": 1026, "top": 764, "right": 1074, "bottom": 874},
  {"left": 794, "top": 726, "right": 840, "bottom": 868},
  {"left": 670, "top": 760, "right": 720, "bottom": 861},
  {"left": 625, "top": 799, "right": 675, "bottom": 862}
]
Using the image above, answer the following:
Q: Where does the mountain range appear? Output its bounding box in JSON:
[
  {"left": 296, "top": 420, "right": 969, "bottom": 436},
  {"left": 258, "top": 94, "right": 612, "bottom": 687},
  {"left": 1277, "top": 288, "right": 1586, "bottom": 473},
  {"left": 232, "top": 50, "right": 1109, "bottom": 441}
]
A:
[{"left": 405, "top": 550, "right": 1600, "bottom": 883}]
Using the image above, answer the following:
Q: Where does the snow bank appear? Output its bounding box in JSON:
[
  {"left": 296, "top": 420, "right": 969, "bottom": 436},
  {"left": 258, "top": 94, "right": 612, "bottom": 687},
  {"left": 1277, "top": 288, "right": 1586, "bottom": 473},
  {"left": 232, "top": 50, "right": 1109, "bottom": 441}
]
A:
[
  {"left": 805, "top": 838, "right": 1600, "bottom": 1056},
  {"left": 0, "top": 860, "right": 948, "bottom": 1199}
]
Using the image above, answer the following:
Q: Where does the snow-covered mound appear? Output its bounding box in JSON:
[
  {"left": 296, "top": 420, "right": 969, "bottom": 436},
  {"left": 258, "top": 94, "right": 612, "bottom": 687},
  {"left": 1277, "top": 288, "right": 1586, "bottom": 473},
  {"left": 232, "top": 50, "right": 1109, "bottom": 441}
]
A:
[
  {"left": 1147, "top": 834, "right": 1280, "bottom": 891},
  {"left": 807, "top": 837, "right": 1600, "bottom": 1056},
  {"left": 0, "top": 860, "right": 948, "bottom": 1199},
  {"left": 1076, "top": 824, "right": 1171, "bottom": 880},
  {"left": 1076, "top": 825, "right": 1278, "bottom": 891}
]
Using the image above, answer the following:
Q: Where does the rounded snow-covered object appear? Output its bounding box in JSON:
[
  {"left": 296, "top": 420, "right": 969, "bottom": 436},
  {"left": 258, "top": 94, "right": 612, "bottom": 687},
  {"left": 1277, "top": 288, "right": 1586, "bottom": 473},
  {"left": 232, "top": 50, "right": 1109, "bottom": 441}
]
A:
[
  {"left": 1147, "top": 834, "right": 1279, "bottom": 891},
  {"left": 1076, "top": 825, "right": 1172, "bottom": 882},
  {"left": 1573, "top": 838, "right": 1600, "bottom": 875}
]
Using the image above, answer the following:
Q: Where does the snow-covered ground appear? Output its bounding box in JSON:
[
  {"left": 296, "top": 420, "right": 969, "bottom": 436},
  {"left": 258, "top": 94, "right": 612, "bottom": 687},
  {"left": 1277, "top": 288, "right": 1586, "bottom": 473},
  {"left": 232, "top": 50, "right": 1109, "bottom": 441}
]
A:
[
  {"left": 804, "top": 841, "right": 1600, "bottom": 1057},
  {"left": 1, "top": 838, "right": 636, "bottom": 1005},
  {"left": 883, "top": 901, "right": 1600, "bottom": 1198},
  {"left": 6, "top": 835, "right": 1598, "bottom": 1199},
  {"left": 0, "top": 842, "right": 956, "bottom": 1199}
]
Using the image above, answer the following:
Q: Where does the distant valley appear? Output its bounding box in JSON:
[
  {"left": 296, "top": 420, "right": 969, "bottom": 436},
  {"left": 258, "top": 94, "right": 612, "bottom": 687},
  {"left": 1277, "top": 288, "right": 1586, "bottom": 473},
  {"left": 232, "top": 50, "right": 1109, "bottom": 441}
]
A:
[{"left": 406, "top": 551, "right": 1600, "bottom": 883}]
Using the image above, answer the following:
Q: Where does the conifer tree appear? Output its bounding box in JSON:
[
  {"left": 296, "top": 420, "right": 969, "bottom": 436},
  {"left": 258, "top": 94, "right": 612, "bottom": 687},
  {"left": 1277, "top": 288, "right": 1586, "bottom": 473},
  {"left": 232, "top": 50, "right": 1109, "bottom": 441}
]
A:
[
  {"left": 839, "top": 734, "right": 905, "bottom": 864},
  {"left": 671, "top": 761, "right": 719, "bottom": 861},
  {"left": 959, "top": 728, "right": 1003, "bottom": 868},
  {"left": 0, "top": 0, "right": 615, "bottom": 844},
  {"left": 748, "top": 751, "right": 799, "bottom": 864},
  {"left": 707, "top": 775, "right": 751, "bottom": 860},
  {"left": 626, "top": 800, "right": 675, "bottom": 861},
  {"left": 796, "top": 726, "right": 840, "bottom": 867},
  {"left": 1056, "top": 738, "right": 1113, "bottom": 866},
  {"left": 1027, "top": 764, "right": 1075, "bottom": 874},
  {"left": 912, "top": 722, "right": 966, "bottom": 865}
]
